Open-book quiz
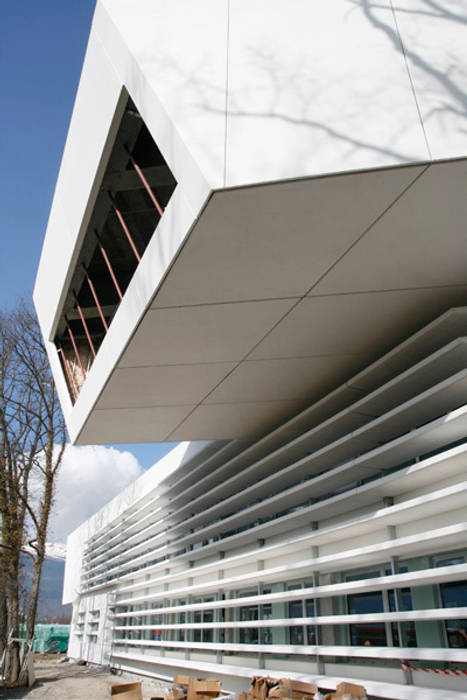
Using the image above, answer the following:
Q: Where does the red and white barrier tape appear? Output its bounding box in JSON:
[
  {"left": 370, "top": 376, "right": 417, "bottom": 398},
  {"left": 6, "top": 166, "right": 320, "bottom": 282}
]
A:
[{"left": 401, "top": 662, "right": 467, "bottom": 676}]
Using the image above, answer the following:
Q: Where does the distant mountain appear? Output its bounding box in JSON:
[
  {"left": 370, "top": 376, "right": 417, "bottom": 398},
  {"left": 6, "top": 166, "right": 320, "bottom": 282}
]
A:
[{"left": 22, "top": 553, "right": 71, "bottom": 622}]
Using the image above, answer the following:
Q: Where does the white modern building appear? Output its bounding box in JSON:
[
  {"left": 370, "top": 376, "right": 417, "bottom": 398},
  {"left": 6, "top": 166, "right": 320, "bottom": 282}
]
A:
[{"left": 34, "top": 1, "right": 467, "bottom": 698}]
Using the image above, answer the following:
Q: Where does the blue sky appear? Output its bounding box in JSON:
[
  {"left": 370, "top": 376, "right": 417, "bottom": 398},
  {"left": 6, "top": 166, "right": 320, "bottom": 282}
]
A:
[
  {"left": 1, "top": 1, "right": 95, "bottom": 305},
  {"left": 0, "top": 1, "right": 177, "bottom": 470}
]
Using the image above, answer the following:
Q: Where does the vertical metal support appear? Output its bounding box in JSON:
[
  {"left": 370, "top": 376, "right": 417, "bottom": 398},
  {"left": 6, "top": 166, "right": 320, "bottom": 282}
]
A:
[
  {"left": 217, "top": 552, "right": 225, "bottom": 662},
  {"left": 66, "top": 318, "right": 86, "bottom": 378},
  {"left": 94, "top": 230, "right": 123, "bottom": 301},
  {"left": 125, "top": 146, "right": 165, "bottom": 218},
  {"left": 82, "top": 265, "right": 108, "bottom": 332},
  {"left": 108, "top": 193, "right": 141, "bottom": 262},
  {"left": 312, "top": 568, "right": 325, "bottom": 675},
  {"left": 390, "top": 555, "right": 413, "bottom": 685},
  {"left": 73, "top": 294, "right": 96, "bottom": 359},
  {"left": 185, "top": 594, "right": 193, "bottom": 660},
  {"left": 57, "top": 345, "right": 77, "bottom": 401},
  {"left": 300, "top": 583, "right": 307, "bottom": 651},
  {"left": 257, "top": 581, "right": 264, "bottom": 669},
  {"left": 160, "top": 596, "right": 169, "bottom": 657},
  {"left": 382, "top": 588, "right": 394, "bottom": 647}
]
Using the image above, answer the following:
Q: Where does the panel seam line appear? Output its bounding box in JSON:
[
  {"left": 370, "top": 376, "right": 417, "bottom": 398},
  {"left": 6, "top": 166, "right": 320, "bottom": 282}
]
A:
[
  {"left": 389, "top": 0, "right": 432, "bottom": 160},
  {"left": 223, "top": 0, "right": 231, "bottom": 187}
]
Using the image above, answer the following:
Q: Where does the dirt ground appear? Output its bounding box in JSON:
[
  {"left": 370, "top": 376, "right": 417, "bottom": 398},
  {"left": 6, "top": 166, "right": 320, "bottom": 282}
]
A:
[{"left": 0, "top": 655, "right": 172, "bottom": 700}]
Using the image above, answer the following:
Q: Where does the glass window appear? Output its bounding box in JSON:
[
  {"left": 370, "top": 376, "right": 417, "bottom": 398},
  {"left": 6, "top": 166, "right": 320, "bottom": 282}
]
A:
[
  {"left": 440, "top": 580, "right": 467, "bottom": 607},
  {"left": 437, "top": 556, "right": 464, "bottom": 568},
  {"left": 388, "top": 588, "right": 416, "bottom": 647},
  {"left": 348, "top": 591, "right": 384, "bottom": 614},
  {"left": 177, "top": 611, "right": 186, "bottom": 641},
  {"left": 240, "top": 603, "right": 259, "bottom": 644},
  {"left": 440, "top": 580, "right": 467, "bottom": 648},
  {"left": 203, "top": 608, "right": 213, "bottom": 643},
  {"left": 260, "top": 595, "right": 272, "bottom": 644},
  {"left": 349, "top": 622, "right": 387, "bottom": 647},
  {"left": 388, "top": 588, "right": 412, "bottom": 612},
  {"left": 237, "top": 589, "right": 259, "bottom": 644},
  {"left": 346, "top": 570, "right": 381, "bottom": 582},
  {"left": 348, "top": 591, "right": 386, "bottom": 647},
  {"left": 193, "top": 608, "right": 202, "bottom": 642},
  {"left": 305, "top": 599, "right": 316, "bottom": 645},
  {"left": 176, "top": 599, "right": 186, "bottom": 641},
  {"left": 288, "top": 600, "right": 304, "bottom": 645},
  {"left": 193, "top": 597, "right": 214, "bottom": 643},
  {"left": 287, "top": 594, "right": 316, "bottom": 645},
  {"left": 391, "top": 622, "right": 417, "bottom": 647}
]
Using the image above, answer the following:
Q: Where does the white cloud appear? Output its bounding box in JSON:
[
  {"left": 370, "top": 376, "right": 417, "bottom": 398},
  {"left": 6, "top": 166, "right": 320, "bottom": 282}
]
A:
[
  {"left": 48, "top": 444, "right": 143, "bottom": 545},
  {"left": 45, "top": 542, "right": 67, "bottom": 560}
]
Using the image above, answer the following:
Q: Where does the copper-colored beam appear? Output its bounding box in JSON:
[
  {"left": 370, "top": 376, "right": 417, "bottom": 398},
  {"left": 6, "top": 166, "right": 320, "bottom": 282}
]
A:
[
  {"left": 94, "top": 230, "right": 123, "bottom": 301},
  {"left": 83, "top": 265, "right": 109, "bottom": 332},
  {"left": 73, "top": 294, "right": 96, "bottom": 359},
  {"left": 66, "top": 317, "right": 86, "bottom": 377},
  {"left": 57, "top": 345, "right": 77, "bottom": 402},
  {"left": 125, "top": 146, "right": 165, "bottom": 218},
  {"left": 109, "top": 193, "right": 141, "bottom": 263}
]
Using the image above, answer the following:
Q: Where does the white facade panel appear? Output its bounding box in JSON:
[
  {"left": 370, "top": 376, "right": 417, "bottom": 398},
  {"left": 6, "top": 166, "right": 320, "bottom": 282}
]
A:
[
  {"left": 225, "top": 0, "right": 429, "bottom": 186},
  {"left": 97, "top": 0, "right": 228, "bottom": 193},
  {"left": 392, "top": 0, "right": 467, "bottom": 161}
]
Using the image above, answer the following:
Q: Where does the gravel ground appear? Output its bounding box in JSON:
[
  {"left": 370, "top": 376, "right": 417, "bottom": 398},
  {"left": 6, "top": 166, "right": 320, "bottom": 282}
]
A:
[{"left": 0, "top": 655, "right": 172, "bottom": 699}]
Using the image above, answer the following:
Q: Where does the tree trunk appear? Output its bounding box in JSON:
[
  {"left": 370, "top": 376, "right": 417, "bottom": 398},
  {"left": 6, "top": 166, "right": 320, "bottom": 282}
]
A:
[
  {"left": 26, "top": 450, "right": 55, "bottom": 642},
  {"left": 25, "top": 551, "right": 44, "bottom": 643},
  {"left": 3, "top": 566, "right": 21, "bottom": 685},
  {"left": 0, "top": 581, "right": 7, "bottom": 659}
]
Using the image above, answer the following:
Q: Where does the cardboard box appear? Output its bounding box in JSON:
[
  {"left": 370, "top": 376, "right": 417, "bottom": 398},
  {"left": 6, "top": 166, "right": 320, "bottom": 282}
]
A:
[
  {"left": 166, "top": 690, "right": 187, "bottom": 700},
  {"left": 336, "top": 682, "right": 365, "bottom": 699},
  {"left": 174, "top": 675, "right": 192, "bottom": 688},
  {"left": 248, "top": 676, "right": 277, "bottom": 699},
  {"left": 193, "top": 680, "right": 222, "bottom": 695},
  {"left": 187, "top": 677, "right": 222, "bottom": 700},
  {"left": 110, "top": 681, "right": 143, "bottom": 700},
  {"left": 269, "top": 679, "right": 318, "bottom": 699},
  {"left": 174, "top": 675, "right": 221, "bottom": 698},
  {"left": 289, "top": 680, "right": 318, "bottom": 698},
  {"left": 268, "top": 678, "right": 285, "bottom": 698},
  {"left": 323, "top": 682, "right": 366, "bottom": 700}
]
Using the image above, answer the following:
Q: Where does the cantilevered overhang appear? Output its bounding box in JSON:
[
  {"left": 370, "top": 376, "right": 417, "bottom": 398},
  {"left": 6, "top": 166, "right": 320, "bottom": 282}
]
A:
[
  {"left": 56, "top": 157, "right": 467, "bottom": 444},
  {"left": 34, "top": 0, "right": 467, "bottom": 445}
]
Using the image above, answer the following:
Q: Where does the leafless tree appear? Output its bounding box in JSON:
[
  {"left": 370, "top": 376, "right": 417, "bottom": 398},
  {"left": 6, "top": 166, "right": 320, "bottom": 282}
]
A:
[{"left": 0, "top": 302, "right": 66, "bottom": 686}]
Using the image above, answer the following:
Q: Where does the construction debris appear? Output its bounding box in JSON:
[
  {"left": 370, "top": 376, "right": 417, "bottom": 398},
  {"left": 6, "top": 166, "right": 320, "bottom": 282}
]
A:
[
  {"left": 167, "top": 675, "right": 222, "bottom": 700},
  {"left": 162, "top": 673, "right": 367, "bottom": 700},
  {"left": 323, "top": 681, "right": 367, "bottom": 700},
  {"left": 110, "top": 680, "right": 143, "bottom": 699},
  {"left": 244, "top": 677, "right": 318, "bottom": 700},
  {"left": 243, "top": 676, "right": 366, "bottom": 700}
]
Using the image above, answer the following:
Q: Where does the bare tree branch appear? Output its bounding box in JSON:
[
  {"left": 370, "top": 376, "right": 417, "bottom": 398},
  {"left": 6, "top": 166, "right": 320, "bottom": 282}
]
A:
[{"left": 0, "top": 301, "right": 67, "bottom": 686}]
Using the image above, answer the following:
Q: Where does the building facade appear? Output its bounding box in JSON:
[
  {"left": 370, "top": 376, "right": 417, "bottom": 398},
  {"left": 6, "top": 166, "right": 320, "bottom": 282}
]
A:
[
  {"left": 34, "top": 1, "right": 467, "bottom": 698},
  {"left": 63, "top": 310, "right": 467, "bottom": 698}
]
